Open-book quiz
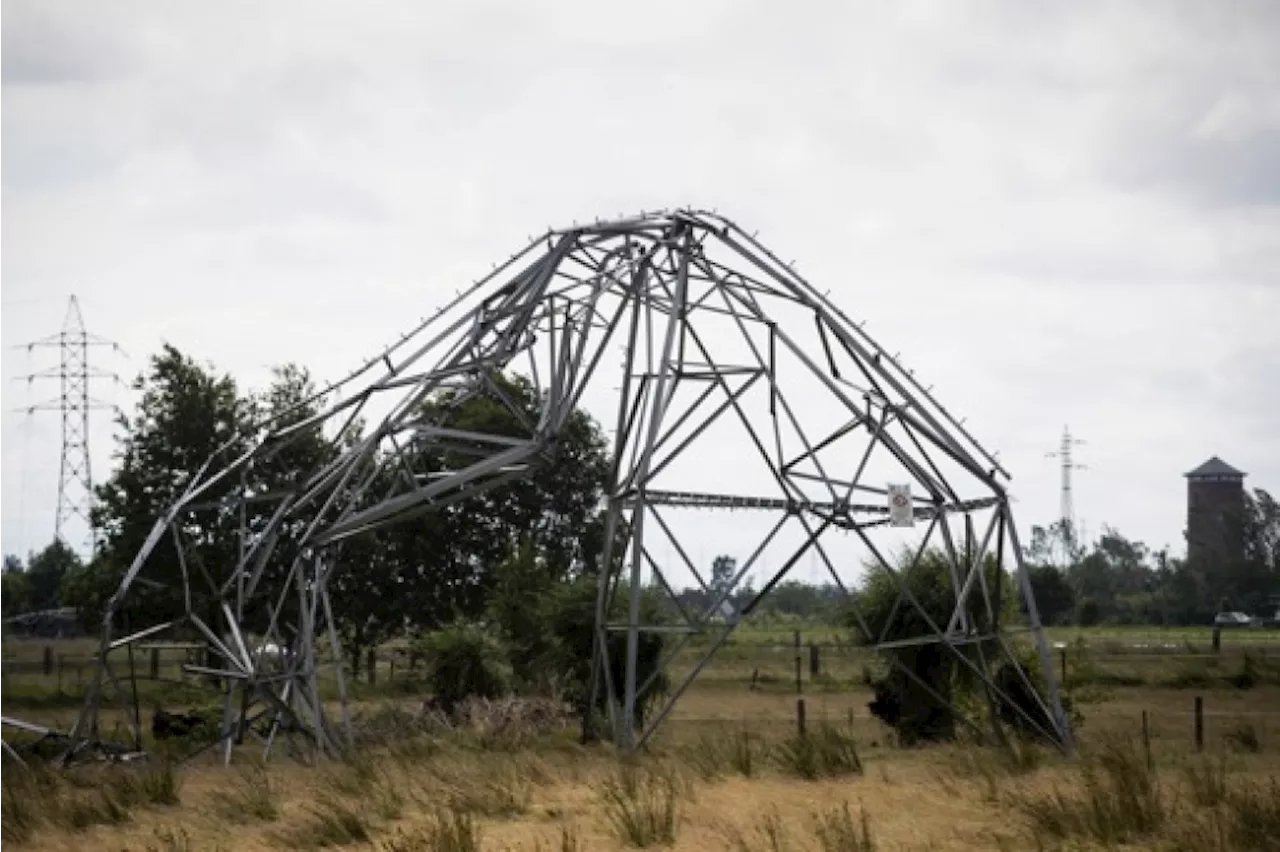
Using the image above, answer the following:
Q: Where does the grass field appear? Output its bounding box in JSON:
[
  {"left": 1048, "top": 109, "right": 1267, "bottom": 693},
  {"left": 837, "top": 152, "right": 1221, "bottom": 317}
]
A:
[
  {"left": 4, "top": 629, "right": 1280, "bottom": 851},
  {"left": 3, "top": 683, "right": 1279, "bottom": 851}
]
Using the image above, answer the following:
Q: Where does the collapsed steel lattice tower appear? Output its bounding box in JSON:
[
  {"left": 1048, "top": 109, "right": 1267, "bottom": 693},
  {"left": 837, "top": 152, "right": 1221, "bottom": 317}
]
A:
[{"left": 55, "top": 209, "right": 1072, "bottom": 762}]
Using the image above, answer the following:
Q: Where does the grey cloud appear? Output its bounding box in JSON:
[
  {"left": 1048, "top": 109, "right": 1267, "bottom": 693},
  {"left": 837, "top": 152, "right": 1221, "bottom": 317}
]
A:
[
  {"left": 1103, "top": 101, "right": 1280, "bottom": 209},
  {"left": 0, "top": 2, "right": 135, "bottom": 84},
  {"left": 3, "top": 1, "right": 1279, "bottom": 565}
]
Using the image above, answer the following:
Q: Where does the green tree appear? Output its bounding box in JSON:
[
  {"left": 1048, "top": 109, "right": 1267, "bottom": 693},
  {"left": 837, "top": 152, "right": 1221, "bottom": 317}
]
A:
[
  {"left": 486, "top": 536, "right": 559, "bottom": 686},
  {"left": 844, "top": 547, "right": 1016, "bottom": 744},
  {"left": 1025, "top": 564, "right": 1076, "bottom": 626},
  {"left": 61, "top": 351, "right": 332, "bottom": 635},
  {"left": 1076, "top": 598, "right": 1101, "bottom": 626},
  {"left": 0, "top": 555, "right": 29, "bottom": 614},
  {"left": 327, "top": 369, "right": 611, "bottom": 675},
  {"left": 25, "top": 539, "right": 82, "bottom": 612},
  {"left": 240, "top": 364, "right": 345, "bottom": 628},
  {"left": 755, "top": 580, "right": 836, "bottom": 620},
  {"left": 1243, "top": 489, "right": 1279, "bottom": 572},
  {"left": 415, "top": 370, "right": 610, "bottom": 573},
  {"left": 64, "top": 346, "right": 253, "bottom": 631},
  {"left": 709, "top": 555, "right": 736, "bottom": 600},
  {"left": 1026, "top": 520, "right": 1085, "bottom": 567},
  {"left": 2, "top": 554, "right": 31, "bottom": 615},
  {"left": 329, "top": 514, "right": 436, "bottom": 679}
]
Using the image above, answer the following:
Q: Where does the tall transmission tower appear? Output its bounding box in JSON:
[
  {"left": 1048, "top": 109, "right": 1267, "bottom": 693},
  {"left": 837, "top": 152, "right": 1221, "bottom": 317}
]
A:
[
  {"left": 1045, "top": 425, "right": 1087, "bottom": 542},
  {"left": 14, "top": 295, "right": 123, "bottom": 558}
]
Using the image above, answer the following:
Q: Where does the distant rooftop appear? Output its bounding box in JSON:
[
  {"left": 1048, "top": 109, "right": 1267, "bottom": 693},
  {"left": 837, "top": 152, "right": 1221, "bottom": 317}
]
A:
[{"left": 1185, "top": 456, "right": 1247, "bottom": 479}]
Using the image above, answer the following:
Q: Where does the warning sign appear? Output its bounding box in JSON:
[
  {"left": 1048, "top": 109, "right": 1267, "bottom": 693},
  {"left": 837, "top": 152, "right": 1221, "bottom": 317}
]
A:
[{"left": 887, "top": 484, "right": 914, "bottom": 527}]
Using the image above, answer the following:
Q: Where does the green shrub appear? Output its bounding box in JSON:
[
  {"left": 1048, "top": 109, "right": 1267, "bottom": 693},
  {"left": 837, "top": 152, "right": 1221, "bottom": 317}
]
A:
[
  {"left": 537, "top": 577, "right": 669, "bottom": 734},
  {"left": 417, "top": 624, "right": 513, "bottom": 713}
]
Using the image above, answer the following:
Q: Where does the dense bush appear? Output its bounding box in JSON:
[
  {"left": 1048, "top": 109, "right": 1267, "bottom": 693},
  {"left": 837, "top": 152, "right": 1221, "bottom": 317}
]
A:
[
  {"left": 530, "top": 574, "right": 669, "bottom": 733},
  {"left": 417, "top": 624, "right": 513, "bottom": 713},
  {"left": 843, "top": 547, "right": 1017, "bottom": 745},
  {"left": 428, "top": 542, "right": 669, "bottom": 737},
  {"left": 483, "top": 541, "right": 669, "bottom": 735}
]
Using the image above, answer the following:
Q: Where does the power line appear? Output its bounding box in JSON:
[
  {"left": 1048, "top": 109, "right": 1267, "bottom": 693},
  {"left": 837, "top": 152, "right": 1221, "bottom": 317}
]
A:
[{"left": 12, "top": 295, "right": 125, "bottom": 558}]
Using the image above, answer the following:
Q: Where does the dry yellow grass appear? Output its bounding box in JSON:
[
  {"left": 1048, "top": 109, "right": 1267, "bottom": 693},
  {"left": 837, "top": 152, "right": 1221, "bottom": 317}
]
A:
[
  {"left": 4, "top": 684, "right": 1279, "bottom": 851},
  {"left": 0, "top": 747, "right": 1040, "bottom": 850}
]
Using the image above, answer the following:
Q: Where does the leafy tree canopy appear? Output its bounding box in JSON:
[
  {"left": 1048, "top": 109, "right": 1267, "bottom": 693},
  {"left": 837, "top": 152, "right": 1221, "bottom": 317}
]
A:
[{"left": 24, "top": 539, "right": 82, "bottom": 612}]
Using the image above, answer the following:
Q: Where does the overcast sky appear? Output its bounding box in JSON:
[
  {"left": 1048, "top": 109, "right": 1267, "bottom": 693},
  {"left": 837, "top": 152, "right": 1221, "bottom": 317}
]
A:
[{"left": 3, "top": 1, "right": 1278, "bottom": 582}]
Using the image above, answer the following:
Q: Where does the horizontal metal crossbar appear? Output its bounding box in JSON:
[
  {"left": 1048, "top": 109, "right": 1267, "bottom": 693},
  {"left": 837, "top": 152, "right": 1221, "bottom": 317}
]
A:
[{"left": 624, "top": 489, "right": 1000, "bottom": 518}]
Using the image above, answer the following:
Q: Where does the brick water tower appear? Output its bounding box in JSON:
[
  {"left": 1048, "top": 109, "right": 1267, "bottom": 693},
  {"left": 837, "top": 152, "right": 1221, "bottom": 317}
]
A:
[{"left": 1185, "top": 456, "right": 1247, "bottom": 571}]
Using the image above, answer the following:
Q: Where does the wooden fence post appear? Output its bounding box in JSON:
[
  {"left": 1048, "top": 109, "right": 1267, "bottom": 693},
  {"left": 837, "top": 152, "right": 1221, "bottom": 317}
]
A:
[
  {"left": 1141, "top": 710, "right": 1152, "bottom": 769},
  {"left": 43, "top": 646, "right": 54, "bottom": 676},
  {"left": 794, "top": 631, "right": 803, "bottom": 694},
  {"left": 796, "top": 698, "right": 807, "bottom": 737},
  {"left": 809, "top": 642, "right": 820, "bottom": 677},
  {"left": 1060, "top": 648, "right": 1068, "bottom": 685},
  {"left": 1194, "top": 696, "right": 1204, "bottom": 752},
  {"left": 150, "top": 647, "right": 161, "bottom": 680},
  {"left": 367, "top": 648, "right": 377, "bottom": 686}
]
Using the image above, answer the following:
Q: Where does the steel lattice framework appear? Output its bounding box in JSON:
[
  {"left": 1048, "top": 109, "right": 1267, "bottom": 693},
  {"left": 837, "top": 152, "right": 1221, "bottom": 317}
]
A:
[
  {"left": 37, "top": 209, "right": 1071, "bottom": 763},
  {"left": 15, "top": 295, "right": 122, "bottom": 558}
]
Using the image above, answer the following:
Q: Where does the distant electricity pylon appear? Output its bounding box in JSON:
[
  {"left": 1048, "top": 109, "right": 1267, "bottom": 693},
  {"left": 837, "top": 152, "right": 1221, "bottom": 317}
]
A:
[
  {"left": 14, "top": 295, "right": 124, "bottom": 558},
  {"left": 1045, "top": 425, "right": 1087, "bottom": 545}
]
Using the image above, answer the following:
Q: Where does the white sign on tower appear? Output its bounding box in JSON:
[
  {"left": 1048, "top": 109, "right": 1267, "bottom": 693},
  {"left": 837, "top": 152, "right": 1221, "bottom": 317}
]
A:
[{"left": 887, "top": 483, "right": 914, "bottom": 527}]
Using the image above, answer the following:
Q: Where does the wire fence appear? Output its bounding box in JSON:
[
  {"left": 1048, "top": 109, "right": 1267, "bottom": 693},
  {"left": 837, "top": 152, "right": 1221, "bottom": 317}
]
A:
[
  {"left": 5, "top": 637, "right": 1280, "bottom": 761},
  {"left": 3, "top": 631, "right": 1277, "bottom": 696}
]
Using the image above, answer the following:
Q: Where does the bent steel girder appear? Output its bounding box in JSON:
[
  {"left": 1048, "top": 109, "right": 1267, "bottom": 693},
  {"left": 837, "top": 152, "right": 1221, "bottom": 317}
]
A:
[{"left": 45, "top": 209, "right": 1070, "bottom": 764}]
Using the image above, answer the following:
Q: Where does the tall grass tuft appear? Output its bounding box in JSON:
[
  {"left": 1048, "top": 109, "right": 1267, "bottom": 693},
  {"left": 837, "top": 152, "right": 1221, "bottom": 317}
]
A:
[
  {"left": 378, "top": 807, "right": 482, "bottom": 852},
  {"left": 1223, "top": 776, "right": 1280, "bottom": 850},
  {"left": 729, "top": 728, "right": 760, "bottom": 777},
  {"left": 1184, "top": 754, "right": 1230, "bottom": 807},
  {"left": 684, "top": 732, "right": 726, "bottom": 781},
  {"left": 142, "top": 826, "right": 221, "bottom": 852},
  {"left": 1, "top": 763, "right": 55, "bottom": 842},
  {"left": 63, "top": 787, "right": 133, "bottom": 831},
  {"left": 1014, "top": 737, "right": 1164, "bottom": 846},
  {"left": 1225, "top": 721, "right": 1263, "bottom": 753},
  {"left": 139, "top": 759, "right": 182, "bottom": 805},
  {"left": 682, "top": 726, "right": 760, "bottom": 780},
  {"left": 446, "top": 760, "right": 532, "bottom": 817},
  {"left": 280, "top": 794, "right": 372, "bottom": 848},
  {"left": 775, "top": 724, "right": 863, "bottom": 780},
  {"left": 813, "top": 802, "right": 876, "bottom": 852},
  {"left": 215, "top": 759, "right": 281, "bottom": 823},
  {"left": 600, "top": 763, "right": 680, "bottom": 847},
  {"left": 525, "top": 823, "right": 583, "bottom": 852},
  {"left": 722, "top": 809, "right": 787, "bottom": 852}
]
